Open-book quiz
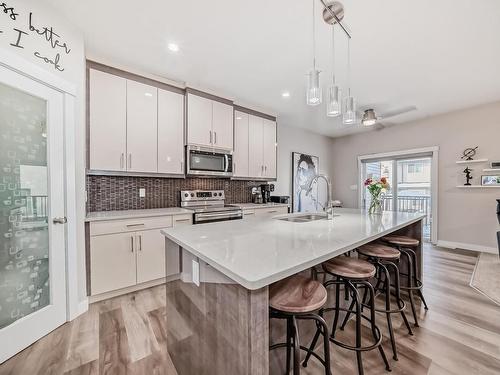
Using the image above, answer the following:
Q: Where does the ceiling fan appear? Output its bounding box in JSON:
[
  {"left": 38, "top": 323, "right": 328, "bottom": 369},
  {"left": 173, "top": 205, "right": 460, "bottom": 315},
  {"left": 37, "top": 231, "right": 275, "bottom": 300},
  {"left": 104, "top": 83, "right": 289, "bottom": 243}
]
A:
[{"left": 357, "top": 106, "right": 417, "bottom": 129}]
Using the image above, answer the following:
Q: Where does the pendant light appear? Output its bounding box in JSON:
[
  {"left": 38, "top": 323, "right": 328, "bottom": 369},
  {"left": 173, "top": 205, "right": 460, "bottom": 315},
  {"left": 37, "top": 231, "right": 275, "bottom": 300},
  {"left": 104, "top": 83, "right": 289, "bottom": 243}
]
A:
[
  {"left": 306, "top": 0, "right": 322, "bottom": 106},
  {"left": 326, "top": 24, "right": 341, "bottom": 117},
  {"left": 343, "top": 36, "right": 356, "bottom": 124}
]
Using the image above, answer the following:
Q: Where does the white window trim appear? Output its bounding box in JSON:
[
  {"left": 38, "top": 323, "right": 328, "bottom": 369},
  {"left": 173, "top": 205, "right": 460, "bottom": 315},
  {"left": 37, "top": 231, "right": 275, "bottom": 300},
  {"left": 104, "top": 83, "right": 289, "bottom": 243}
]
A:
[{"left": 357, "top": 146, "right": 439, "bottom": 244}]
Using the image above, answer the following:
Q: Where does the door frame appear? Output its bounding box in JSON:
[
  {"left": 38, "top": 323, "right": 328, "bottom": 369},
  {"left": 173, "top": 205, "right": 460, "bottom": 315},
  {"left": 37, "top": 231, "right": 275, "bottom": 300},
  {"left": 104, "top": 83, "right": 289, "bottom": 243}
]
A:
[
  {"left": 0, "top": 49, "right": 82, "bottom": 320},
  {"left": 357, "top": 146, "right": 439, "bottom": 244}
]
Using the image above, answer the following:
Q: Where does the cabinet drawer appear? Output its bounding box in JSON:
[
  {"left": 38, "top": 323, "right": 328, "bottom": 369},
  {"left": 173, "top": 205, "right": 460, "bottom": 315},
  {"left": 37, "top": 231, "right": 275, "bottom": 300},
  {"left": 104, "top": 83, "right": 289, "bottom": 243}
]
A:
[
  {"left": 173, "top": 214, "right": 193, "bottom": 227},
  {"left": 90, "top": 216, "right": 173, "bottom": 236}
]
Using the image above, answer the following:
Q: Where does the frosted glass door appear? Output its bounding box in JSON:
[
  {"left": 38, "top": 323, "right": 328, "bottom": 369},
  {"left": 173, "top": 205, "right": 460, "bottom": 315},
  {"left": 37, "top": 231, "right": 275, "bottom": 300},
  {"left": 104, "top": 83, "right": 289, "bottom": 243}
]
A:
[{"left": 0, "top": 66, "right": 66, "bottom": 363}]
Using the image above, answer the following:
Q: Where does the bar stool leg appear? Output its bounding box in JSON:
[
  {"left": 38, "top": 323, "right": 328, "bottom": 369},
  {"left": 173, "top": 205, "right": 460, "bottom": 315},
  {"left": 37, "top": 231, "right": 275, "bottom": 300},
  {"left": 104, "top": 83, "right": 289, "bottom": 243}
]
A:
[
  {"left": 360, "top": 280, "right": 391, "bottom": 372},
  {"left": 292, "top": 316, "right": 300, "bottom": 375},
  {"left": 331, "top": 277, "right": 341, "bottom": 338},
  {"left": 403, "top": 247, "right": 429, "bottom": 311},
  {"left": 400, "top": 250, "right": 419, "bottom": 327},
  {"left": 378, "top": 262, "right": 398, "bottom": 361},
  {"left": 354, "top": 284, "right": 364, "bottom": 375},
  {"left": 385, "top": 261, "right": 413, "bottom": 336},
  {"left": 286, "top": 318, "right": 292, "bottom": 375}
]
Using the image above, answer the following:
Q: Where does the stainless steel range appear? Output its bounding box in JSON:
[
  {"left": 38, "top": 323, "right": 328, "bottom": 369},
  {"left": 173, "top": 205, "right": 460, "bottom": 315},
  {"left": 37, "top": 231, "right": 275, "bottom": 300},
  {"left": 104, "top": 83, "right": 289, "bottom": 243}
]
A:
[{"left": 181, "top": 190, "right": 242, "bottom": 224}]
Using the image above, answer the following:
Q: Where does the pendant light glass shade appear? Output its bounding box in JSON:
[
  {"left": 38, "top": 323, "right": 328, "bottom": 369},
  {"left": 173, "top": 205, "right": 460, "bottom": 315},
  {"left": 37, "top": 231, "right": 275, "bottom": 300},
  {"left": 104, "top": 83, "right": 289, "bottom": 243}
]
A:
[
  {"left": 326, "top": 85, "right": 341, "bottom": 116},
  {"left": 343, "top": 96, "right": 356, "bottom": 124},
  {"left": 306, "top": 69, "right": 322, "bottom": 106}
]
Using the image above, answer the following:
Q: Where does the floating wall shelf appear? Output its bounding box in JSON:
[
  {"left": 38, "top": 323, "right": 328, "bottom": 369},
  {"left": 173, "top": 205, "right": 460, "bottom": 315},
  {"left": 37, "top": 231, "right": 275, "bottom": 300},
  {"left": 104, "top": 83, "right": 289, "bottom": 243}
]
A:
[
  {"left": 456, "top": 185, "right": 500, "bottom": 189},
  {"left": 455, "top": 159, "right": 489, "bottom": 165},
  {"left": 483, "top": 168, "right": 500, "bottom": 173}
]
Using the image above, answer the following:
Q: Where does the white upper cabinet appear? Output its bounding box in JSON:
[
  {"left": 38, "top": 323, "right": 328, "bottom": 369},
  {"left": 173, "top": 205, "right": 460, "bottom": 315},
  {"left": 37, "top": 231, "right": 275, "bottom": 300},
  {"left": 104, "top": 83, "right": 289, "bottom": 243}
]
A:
[
  {"left": 158, "top": 89, "right": 184, "bottom": 174},
  {"left": 233, "top": 111, "right": 249, "bottom": 177},
  {"left": 263, "top": 119, "right": 277, "bottom": 179},
  {"left": 89, "top": 67, "right": 185, "bottom": 176},
  {"left": 126, "top": 80, "right": 158, "bottom": 173},
  {"left": 248, "top": 115, "right": 264, "bottom": 178},
  {"left": 89, "top": 69, "right": 127, "bottom": 171},
  {"left": 212, "top": 101, "right": 234, "bottom": 150},
  {"left": 187, "top": 94, "right": 213, "bottom": 147},
  {"left": 186, "top": 93, "right": 234, "bottom": 150}
]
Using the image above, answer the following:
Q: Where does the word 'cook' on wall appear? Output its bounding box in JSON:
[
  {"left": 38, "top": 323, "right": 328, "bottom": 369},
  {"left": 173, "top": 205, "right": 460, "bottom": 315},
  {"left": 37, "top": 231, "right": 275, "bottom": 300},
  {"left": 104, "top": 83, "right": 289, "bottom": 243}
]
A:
[{"left": 1, "top": 2, "right": 71, "bottom": 72}]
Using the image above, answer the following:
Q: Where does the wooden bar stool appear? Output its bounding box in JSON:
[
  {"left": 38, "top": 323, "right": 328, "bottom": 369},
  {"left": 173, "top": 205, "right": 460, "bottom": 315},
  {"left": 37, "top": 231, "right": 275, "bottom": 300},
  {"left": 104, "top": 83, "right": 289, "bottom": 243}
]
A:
[
  {"left": 382, "top": 235, "right": 429, "bottom": 327},
  {"left": 269, "top": 275, "right": 332, "bottom": 375},
  {"left": 356, "top": 243, "right": 414, "bottom": 361},
  {"left": 305, "top": 257, "right": 391, "bottom": 375}
]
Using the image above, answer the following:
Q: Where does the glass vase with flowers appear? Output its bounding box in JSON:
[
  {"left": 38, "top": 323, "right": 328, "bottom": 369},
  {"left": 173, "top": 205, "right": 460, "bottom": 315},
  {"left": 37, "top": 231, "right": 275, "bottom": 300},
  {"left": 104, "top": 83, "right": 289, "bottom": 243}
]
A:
[{"left": 364, "top": 177, "right": 390, "bottom": 214}]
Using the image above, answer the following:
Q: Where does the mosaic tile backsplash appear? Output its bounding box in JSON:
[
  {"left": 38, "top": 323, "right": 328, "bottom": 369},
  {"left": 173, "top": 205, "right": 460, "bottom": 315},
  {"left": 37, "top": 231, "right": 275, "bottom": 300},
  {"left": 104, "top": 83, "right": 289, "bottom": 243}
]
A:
[{"left": 86, "top": 175, "right": 261, "bottom": 212}]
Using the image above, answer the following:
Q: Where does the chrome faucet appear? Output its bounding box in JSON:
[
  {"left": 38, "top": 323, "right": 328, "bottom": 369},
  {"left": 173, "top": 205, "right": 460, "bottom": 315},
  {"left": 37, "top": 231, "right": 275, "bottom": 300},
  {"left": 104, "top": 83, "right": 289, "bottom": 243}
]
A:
[{"left": 308, "top": 174, "right": 334, "bottom": 219}]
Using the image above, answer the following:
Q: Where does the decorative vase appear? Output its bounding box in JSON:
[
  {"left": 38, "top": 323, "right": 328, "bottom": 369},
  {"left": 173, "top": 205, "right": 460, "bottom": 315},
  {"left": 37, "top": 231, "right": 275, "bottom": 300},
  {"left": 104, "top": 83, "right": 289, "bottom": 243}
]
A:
[{"left": 368, "top": 194, "right": 383, "bottom": 215}]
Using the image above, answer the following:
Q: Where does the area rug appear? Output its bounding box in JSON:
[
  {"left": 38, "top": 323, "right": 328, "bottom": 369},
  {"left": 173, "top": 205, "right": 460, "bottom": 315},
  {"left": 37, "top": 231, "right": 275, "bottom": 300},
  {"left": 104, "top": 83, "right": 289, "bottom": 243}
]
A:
[{"left": 470, "top": 252, "right": 500, "bottom": 306}]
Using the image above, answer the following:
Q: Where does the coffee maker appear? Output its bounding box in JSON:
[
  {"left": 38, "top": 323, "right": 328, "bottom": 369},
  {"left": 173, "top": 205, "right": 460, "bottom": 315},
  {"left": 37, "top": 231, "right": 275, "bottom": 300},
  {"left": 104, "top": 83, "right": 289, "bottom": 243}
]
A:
[{"left": 260, "top": 183, "right": 274, "bottom": 204}]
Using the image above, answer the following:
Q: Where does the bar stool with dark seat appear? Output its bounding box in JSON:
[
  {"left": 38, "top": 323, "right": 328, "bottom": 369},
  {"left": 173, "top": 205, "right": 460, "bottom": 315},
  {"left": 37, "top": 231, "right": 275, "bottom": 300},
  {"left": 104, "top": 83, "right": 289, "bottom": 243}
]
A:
[
  {"left": 382, "top": 235, "right": 429, "bottom": 326},
  {"left": 303, "top": 257, "right": 391, "bottom": 375},
  {"left": 269, "top": 274, "right": 332, "bottom": 375},
  {"left": 356, "top": 243, "right": 414, "bottom": 361}
]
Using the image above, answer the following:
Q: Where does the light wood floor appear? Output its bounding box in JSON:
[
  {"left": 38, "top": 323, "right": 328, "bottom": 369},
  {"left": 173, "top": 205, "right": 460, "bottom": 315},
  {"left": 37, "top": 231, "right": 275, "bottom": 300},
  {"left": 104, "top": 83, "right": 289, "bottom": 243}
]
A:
[{"left": 1, "top": 244, "right": 500, "bottom": 374}]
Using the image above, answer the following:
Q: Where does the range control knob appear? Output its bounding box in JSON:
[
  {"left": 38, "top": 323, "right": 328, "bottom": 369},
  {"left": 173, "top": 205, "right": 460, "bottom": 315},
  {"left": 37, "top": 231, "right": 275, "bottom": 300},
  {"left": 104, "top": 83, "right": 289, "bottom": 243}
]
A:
[
  {"left": 219, "top": 192, "right": 223, "bottom": 196},
  {"left": 184, "top": 193, "right": 188, "bottom": 197},
  {"left": 191, "top": 193, "right": 195, "bottom": 197}
]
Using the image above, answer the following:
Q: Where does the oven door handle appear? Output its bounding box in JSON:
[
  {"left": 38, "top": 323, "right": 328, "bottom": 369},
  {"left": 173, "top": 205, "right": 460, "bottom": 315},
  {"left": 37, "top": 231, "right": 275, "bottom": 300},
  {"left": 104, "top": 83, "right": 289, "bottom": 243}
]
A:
[{"left": 196, "top": 211, "right": 242, "bottom": 220}]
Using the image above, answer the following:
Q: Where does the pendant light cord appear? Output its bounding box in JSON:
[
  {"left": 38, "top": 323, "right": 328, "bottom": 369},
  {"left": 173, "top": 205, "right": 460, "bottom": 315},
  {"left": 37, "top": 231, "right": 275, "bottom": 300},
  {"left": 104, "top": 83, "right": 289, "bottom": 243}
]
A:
[
  {"left": 347, "top": 36, "right": 351, "bottom": 96},
  {"left": 312, "top": 0, "right": 316, "bottom": 70},
  {"left": 331, "top": 25, "right": 335, "bottom": 84}
]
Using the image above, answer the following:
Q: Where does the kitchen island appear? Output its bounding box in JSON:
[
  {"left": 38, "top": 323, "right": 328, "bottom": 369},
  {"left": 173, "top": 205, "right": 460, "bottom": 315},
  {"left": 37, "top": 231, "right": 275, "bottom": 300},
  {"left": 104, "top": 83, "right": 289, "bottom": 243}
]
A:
[{"left": 162, "top": 208, "right": 425, "bottom": 375}]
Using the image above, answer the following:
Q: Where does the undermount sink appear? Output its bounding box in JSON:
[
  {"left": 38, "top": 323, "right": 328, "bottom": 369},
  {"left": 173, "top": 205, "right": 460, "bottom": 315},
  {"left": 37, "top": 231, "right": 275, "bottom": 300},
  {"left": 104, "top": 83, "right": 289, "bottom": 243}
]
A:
[{"left": 278, "top": 213, "right": 328, "bottom": 223}]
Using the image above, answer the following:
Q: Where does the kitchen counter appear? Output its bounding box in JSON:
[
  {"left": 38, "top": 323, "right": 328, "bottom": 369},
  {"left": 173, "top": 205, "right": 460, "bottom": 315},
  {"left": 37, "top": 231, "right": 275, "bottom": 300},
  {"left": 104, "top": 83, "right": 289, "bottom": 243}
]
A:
[
  {"left": 85, "top": 207, "right": 193, "bottom": 222},
  {"left": 163, "top": 208, "right": 425, "bottom": 375},
  {"left": 162, "top": 208, "right": 425, "bottom": 290}
]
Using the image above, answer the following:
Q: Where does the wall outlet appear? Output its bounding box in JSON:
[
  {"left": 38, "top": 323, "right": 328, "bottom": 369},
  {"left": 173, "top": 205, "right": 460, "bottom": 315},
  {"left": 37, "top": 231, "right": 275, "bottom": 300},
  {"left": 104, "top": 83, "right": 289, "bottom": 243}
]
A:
[
  {"left": 139, "top": 188, "right": 146, "bottom": 198},
  {"left": 349, "top": 184, "right": 358, "bottom": 191}
]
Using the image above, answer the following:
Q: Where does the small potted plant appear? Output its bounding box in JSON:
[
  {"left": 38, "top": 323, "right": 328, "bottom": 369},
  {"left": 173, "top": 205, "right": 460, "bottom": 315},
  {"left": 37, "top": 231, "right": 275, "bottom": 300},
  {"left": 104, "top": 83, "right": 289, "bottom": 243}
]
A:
[{"left": 364, "top": 177, "right": 390, "bottom": 214}]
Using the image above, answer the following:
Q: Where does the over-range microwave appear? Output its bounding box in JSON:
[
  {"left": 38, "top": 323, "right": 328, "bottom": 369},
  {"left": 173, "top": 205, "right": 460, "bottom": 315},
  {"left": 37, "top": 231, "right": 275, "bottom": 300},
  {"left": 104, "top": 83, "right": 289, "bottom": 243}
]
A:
[{"left": 186, "top": 145, "right": 233, "bottom": 177}]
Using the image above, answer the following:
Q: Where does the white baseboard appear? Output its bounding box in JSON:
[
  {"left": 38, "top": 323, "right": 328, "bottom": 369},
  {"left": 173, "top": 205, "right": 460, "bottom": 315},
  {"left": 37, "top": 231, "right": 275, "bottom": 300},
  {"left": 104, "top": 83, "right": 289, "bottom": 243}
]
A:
[{"left": 437, "top": 240, "right": 497, "bottom": 254}]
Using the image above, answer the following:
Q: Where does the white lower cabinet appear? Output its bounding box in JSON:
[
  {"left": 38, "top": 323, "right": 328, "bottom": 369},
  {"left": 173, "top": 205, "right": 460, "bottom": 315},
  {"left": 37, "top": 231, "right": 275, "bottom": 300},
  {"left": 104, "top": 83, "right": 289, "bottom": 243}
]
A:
[
  {"left": 90, "top": 232, "right": 137, "bottom": 295},
  {"left": 89, "top": 214, "right": 191, "bottom": 296}
]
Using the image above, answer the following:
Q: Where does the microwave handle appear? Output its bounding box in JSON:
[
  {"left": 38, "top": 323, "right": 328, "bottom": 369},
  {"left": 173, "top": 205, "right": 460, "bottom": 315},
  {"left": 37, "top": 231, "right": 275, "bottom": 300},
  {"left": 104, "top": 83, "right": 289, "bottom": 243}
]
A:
[{"left": 225, "top": 154, "right": 229, "bottom": 172}]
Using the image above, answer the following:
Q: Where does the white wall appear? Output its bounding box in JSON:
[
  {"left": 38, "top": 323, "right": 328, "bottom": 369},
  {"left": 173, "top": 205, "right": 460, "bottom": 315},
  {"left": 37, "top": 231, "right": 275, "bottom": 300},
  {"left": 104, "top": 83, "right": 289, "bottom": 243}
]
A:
[
  {"left": 331, "top": 101, "right": 500, "bottom": 252},
  {"left": 275, "top": 124, "right": 336, "bottom": 207},
  {"left": 1, "top": 1, "right": 87, "bottom": 305}
]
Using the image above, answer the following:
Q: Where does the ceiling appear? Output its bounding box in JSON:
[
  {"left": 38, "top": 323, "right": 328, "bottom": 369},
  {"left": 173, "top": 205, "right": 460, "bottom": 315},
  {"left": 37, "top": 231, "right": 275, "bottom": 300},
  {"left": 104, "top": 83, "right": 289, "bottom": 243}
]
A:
[{"left": 47, "top": 0, "right": 500, "bottom": 138}]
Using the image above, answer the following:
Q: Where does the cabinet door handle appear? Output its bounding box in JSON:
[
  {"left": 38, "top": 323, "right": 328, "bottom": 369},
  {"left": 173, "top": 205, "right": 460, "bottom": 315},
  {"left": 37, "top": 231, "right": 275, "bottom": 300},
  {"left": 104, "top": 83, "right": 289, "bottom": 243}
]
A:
[
  {"left": 214, "top": 131, "right": 217, "bottom": 144},
  {"left": 180, "top": 161, "right": 184, "bottom": 172},
  {"left": 126, "top": 223, "right": 145, "bottom": 228},
  {"left": 209, "top": 131, "right": 213, "bottom": 144},
  {"left": 175, "top": 218, "right": 191, "bottom": 223},
  {"left": 130, "top": 236, "right": 134, "bottom": 253},
  {"left": 128, "top": 154, "right": 132, "bottom": 169},
  {"left": 234, "top": 162, "right": 236, "bottom": 173},
  {"left": 138, "top": 235, "right": 142, "bottom": 251},
  {"left": 120, "top": 153, "right": 124, "bottom": 169}
]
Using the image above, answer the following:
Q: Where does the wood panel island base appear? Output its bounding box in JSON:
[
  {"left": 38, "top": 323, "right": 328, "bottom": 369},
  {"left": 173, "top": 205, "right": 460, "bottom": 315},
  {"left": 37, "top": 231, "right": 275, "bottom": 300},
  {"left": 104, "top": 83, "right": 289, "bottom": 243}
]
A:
[{"left": 162, "top": 209, "right": 424, "bottom": 375}]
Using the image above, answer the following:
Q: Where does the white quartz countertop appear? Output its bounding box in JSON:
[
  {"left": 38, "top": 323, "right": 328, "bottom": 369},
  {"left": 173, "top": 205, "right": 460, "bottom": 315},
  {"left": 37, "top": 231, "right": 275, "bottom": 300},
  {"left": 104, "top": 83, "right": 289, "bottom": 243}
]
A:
[
  {"left": 161, "top": 208, "right": 425, "bottom": 290},
  {"left": 85, "top": 208, "right": 193, "bottom": 222},
  {"left": 235, "top": 203, "right": 289, "bottom": 209}
]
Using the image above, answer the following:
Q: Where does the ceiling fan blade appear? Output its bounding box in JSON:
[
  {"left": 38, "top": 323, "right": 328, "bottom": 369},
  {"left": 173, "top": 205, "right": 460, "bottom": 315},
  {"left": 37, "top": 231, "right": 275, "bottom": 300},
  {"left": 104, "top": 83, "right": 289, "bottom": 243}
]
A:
[{"left": 379, "top": 106, "right": 417, "bottom": 119}]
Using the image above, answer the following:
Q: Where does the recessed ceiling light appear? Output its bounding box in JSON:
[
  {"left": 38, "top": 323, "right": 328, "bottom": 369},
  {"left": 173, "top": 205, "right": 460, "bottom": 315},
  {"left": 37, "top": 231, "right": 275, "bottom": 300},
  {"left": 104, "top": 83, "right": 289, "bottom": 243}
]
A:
[
  {"left": 281, "top": 91, "right": 291, "bottom": 98},
  {"left": 168, "top": 43, "right": 179, "bottom": 52}
]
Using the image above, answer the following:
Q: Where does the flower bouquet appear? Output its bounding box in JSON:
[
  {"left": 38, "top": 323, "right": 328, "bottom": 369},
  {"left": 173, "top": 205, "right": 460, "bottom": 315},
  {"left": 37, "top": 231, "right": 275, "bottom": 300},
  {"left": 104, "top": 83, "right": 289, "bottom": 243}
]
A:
[{"left": 364, "top": 177, "right": 390, "bottom": 214}]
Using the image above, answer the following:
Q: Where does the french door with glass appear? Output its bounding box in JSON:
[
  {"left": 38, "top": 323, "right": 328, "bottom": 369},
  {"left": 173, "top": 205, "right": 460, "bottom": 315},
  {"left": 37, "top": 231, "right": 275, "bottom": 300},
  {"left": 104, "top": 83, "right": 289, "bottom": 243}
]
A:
[{"left": 0, "top": 64, "right": 67, "bottom": 363}]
